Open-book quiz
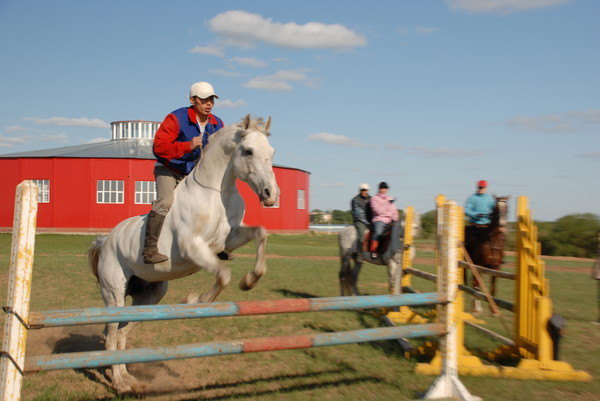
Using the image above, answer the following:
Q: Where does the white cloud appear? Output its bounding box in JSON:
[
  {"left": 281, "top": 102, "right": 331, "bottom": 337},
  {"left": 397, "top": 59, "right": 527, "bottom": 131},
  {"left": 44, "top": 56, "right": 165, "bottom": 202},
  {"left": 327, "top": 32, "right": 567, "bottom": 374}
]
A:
[
  {"left": 189, "top": 45, "right": 225, "bottom": 57},
  {"left": 24, "top": 117, "right": 110, "bottom": 128},
  {"left": 397, "top": 27, "right": 409, "bottom": 35},
  {"left": 228, "top": 57, "right": 267, "bottom": 68},
  {"left": 40, "top": 133, "right": 67, "bottom": 142},
  {"left": 0, "top": 134, "right": 27, "bottom": 147},
  {"left": 577, "top": 151, "right": 600, "bottom": 160},
  {"left": 243, "top": 69, "right": 310, "bottom": 92},
  {"left": 388, "top": 144, "right": 485, "bottom": 158},
  {"left": 5, "top": 126, "right": 29, "bottom": 133},
  {"left": 210, "top": 69, "right": 242, "bottom": 77},
  {"left": 244, "top": 78, "right": 293, "bottom": 91},
  {"left": 208, "top": 10, "right": 367, "bottom": 51},
  {"left": 83, "top": 137, "right": 108, "bottom": 144},
  {"left": 218, "top": 99, "right": 247, "bottom": 108},
  {"left": 416, "top": 27, "right": 440, "bottom": 34},
  {"left": 446, "top": 0, "right": 570, "bottom": 14},
  {"left": 505, "top": 110, "right": 600, "bottom": 133},
  {"left": 308, "top": 132, "right": 373, "bottom": 148},
  {"left": 321, "top": 182, "right": 347, "bottom": 188}
]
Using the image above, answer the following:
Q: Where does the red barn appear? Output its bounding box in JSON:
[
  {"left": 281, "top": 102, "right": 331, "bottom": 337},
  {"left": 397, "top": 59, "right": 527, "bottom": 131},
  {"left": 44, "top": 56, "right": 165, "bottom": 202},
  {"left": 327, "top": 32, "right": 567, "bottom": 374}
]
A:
[{"left": 0, "top": 121, "right": 310, "bottom": 233}]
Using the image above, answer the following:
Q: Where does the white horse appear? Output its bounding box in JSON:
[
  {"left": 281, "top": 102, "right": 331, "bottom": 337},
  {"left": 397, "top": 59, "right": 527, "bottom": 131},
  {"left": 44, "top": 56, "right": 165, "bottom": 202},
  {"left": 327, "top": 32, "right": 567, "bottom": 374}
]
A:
[{"left": 88, "top": 115, "right": 278, "bottom": 393}]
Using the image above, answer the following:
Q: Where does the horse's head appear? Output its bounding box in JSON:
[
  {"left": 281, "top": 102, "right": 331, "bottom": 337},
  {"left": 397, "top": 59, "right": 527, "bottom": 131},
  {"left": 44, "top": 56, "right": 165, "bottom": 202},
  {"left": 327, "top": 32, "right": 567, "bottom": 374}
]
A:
[
  {"left": 493, "top": 196, "right": 509, "bottom": 232},
  {"left": 232, "top": 115, "right": 279, "bottom": 206}
]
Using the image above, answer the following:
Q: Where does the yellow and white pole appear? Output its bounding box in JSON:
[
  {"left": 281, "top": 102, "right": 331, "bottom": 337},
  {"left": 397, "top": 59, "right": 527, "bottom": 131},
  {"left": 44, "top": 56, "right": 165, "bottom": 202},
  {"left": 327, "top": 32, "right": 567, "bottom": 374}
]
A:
[{"left": 0, "top": 181, "right": 38, "bottom": 401}]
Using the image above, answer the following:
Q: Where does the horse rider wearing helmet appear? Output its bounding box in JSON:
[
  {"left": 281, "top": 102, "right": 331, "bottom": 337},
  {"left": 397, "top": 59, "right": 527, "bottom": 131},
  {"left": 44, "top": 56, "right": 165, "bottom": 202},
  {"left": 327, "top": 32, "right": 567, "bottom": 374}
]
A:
[
  {"left": 464, "top": 180, "right": 497, "bottom": 254},
  {"left": 351, "top": 183, "right": 371, "bottom": 257},
  {"left": 143, "top": 81, "right": 225, "bottom": 265}
]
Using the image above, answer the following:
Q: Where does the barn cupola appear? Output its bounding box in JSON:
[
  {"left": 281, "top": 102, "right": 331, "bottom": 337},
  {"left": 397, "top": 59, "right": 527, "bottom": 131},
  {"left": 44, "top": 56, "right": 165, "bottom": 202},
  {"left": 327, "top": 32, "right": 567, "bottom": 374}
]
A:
[{"left": 110, "top": 121, "right": 160, "bottom": 140}]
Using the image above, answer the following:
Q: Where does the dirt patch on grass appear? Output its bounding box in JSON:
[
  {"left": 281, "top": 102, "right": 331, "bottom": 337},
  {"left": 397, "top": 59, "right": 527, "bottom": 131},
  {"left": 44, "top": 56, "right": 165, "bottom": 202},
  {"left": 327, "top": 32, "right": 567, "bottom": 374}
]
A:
[{"left": 235, "top": 253, "right": 591, "bottom": 274}]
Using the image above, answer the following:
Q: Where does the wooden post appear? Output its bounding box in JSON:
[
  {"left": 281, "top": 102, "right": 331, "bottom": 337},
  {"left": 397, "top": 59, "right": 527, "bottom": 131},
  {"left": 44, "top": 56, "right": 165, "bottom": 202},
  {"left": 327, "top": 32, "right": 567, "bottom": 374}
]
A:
[
  {"left": 424, "top": 201, "right": 480, "bottom": 401},
  {"left": 0, "top": 181, "right": 38, "bottom": 401}
]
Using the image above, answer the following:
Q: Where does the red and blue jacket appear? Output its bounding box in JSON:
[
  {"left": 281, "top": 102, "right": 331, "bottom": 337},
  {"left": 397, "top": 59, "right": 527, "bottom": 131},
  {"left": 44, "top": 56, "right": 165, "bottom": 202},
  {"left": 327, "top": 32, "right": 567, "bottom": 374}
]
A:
[{"left": 153, "top": 106, "right": 224, "bottom": 175}]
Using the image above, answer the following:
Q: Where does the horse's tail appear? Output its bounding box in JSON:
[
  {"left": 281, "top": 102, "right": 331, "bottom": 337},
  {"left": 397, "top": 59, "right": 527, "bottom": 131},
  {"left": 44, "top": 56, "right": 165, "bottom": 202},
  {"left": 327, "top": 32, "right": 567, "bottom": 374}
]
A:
[{"left": 88, "top": 236, "right": 108, "bottom": 282}]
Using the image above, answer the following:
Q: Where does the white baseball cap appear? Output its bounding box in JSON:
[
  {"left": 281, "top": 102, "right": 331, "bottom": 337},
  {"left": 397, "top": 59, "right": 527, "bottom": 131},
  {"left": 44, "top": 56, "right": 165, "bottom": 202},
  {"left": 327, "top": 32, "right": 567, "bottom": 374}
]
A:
[
  {"left": 189, "top": 82, "right": 219, "bottom": 99},
  {"left": 359, "top": 183, "right": 370, "bottom": 190}
]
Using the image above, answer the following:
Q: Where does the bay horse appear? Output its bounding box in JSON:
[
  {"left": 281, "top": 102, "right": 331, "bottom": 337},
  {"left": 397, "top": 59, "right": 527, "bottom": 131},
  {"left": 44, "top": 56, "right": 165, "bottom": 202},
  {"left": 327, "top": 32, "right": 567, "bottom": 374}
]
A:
[
  {"left": 463, "top": 196, "right": 509, "bottom": 313},
  {"left": 87, "top": 115, "right": 278, "bottom": 393}
]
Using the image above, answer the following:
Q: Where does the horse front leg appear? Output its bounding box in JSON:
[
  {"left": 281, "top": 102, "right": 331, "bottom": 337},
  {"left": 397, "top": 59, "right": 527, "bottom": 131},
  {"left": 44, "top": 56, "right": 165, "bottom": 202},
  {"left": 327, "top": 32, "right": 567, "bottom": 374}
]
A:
[
  {"left": 224, "top": 225, "right": 267, "bottom": 290},
  {"left": 490, "top": 275, "right": 497, "bottom": 298},
  {"left": 339, "top": 252, "right": 353, "bottom": 296},
  {"left": 350, "top": 256, "right": 363, "bottom": 296},
  {"left": 182, "top": 239, "right": 231, "bottom": 304},
  {"left": 387, "top": 259, "right": 402, "bottom": 295}
]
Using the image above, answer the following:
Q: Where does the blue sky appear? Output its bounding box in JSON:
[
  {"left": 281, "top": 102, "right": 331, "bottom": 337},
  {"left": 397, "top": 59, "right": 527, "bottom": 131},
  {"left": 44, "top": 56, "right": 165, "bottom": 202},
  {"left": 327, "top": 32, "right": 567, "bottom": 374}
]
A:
[{"left": 0, "top": 0, "right": 598, "bottom": 221}]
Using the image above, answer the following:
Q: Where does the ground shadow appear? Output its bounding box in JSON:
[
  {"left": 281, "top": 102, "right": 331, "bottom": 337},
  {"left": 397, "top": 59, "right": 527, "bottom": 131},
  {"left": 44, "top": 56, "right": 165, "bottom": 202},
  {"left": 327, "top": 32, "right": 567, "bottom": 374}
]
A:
[
  {"left": 50, "top": 332, "right": 116, "bottom": 392},
  {"left": 274, "top": 288, "right": 319, "bottom": 299},
  {"left": 135, "top": 366, "right": 383, "bottom": 400}
]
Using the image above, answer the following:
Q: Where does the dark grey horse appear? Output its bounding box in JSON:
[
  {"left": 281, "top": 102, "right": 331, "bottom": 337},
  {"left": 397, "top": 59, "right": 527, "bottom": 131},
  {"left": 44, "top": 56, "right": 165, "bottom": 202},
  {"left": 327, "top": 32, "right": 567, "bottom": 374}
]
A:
[{"left": 338, "top": 221, "right": 405, "bottom": 296}]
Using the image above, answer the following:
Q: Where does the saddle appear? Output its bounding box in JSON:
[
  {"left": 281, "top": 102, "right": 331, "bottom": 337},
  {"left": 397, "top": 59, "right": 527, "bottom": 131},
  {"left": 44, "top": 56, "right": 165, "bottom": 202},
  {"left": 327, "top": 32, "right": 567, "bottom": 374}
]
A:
[{"left": 359, "top": 222, "right": 402, "bottom": 263}]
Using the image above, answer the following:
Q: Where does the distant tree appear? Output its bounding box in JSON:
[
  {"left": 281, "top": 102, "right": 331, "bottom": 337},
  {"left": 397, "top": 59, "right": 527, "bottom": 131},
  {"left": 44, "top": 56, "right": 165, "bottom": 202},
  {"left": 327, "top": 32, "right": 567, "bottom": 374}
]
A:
[
  {"left": 419, "top": 210, "right": 436, "bottom": 239},
  {"left": 539, "top": 213, "right": 600, "bottom": 258},
  {"left": 331, "top": 209, "right": 353, "bottom": 224}
]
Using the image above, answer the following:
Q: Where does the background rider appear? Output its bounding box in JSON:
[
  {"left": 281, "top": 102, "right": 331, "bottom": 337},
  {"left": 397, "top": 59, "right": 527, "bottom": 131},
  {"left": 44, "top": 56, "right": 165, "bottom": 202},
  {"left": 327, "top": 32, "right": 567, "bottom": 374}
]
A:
[
  {"left": 350, "top": 183, "right": 371, "bottom": 257},
  {"left": 464, "top": 179, "right": 497, "bottom": 251},
  {"left": 369, "top": 182, "right": 399, "bottom": 258}
]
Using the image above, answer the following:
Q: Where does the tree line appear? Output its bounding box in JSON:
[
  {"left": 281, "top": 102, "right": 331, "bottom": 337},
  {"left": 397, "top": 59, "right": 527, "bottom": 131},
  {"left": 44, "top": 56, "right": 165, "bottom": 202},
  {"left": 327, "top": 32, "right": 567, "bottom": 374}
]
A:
[
  {"left": 421, "top": 210, "right": 600, "bottom": 258},
  {"left": 313, "top": 209, "right": 600, "bottom": 259}
]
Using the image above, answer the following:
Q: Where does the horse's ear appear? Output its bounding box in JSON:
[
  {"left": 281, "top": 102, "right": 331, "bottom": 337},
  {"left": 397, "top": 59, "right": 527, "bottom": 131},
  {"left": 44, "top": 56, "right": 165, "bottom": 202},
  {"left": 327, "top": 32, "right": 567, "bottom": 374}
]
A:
[
  {"left": 265, "top": 116, "right": 271, "bottom": 132},
  {"left": 242, "top": 114, "right": 251, "bottom": 130}
]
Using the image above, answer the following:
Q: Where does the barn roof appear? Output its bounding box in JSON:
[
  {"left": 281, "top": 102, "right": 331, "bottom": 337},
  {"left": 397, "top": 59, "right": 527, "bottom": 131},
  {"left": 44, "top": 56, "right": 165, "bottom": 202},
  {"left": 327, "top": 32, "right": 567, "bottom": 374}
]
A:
[
  {"left": 0, "top": 139, "right": 155, "bottom": 159},
  {"left": 0, "top": 139, "right": 311, "bottom": 174}
]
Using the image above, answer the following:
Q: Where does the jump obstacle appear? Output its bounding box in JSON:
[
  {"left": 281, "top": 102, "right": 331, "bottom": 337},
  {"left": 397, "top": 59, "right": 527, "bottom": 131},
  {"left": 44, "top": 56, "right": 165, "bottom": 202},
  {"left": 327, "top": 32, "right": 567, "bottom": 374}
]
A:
[
  {"left": 386, "top": 194, "right": 591, "bottom": 381},
  {"left": 0, "top": 181, "right": 481, "bottom": 401}
]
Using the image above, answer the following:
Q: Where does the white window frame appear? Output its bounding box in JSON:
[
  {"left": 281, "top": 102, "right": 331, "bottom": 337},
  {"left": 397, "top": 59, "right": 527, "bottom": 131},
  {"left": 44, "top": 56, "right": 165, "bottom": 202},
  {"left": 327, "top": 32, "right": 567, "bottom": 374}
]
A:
[
  {"left": 135, "top": 181, "right": 156, "bottom": 204},
  {"left": 297, "top": 189, "right": 305, "bottom": 210},
  {"left": 97, "top": 180, "right": 124, "bottom": 204},
  {"left": 31, "top": 179, "right": 50, "bottom": 203}
]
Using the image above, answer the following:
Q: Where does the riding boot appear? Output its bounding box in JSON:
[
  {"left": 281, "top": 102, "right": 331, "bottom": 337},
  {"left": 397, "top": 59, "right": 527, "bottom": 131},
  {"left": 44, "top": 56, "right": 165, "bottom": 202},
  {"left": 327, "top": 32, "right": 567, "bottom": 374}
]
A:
[
  {"left": 369, "top": 240, "right": 379, "bottom": 253},
  {"left": 369, "top": 240, "right": 379, "bottom": 259},
  {"left": 143, "top": 211, "right": 169, "bottom": 264}
]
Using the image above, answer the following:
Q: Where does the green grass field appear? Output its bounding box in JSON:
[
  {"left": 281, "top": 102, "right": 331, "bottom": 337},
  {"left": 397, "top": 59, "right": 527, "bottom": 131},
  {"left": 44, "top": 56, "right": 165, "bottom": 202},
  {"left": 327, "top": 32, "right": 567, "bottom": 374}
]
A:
[{"left": 0, "top": 233, "right": 598, "bottom": 401}]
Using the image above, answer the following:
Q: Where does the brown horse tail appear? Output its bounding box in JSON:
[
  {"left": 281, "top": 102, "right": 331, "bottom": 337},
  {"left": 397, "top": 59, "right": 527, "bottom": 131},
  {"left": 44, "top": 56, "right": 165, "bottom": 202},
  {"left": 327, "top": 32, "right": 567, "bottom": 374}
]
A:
[{"left": 88, "top": 236, "right": 107, "bottom": 282}]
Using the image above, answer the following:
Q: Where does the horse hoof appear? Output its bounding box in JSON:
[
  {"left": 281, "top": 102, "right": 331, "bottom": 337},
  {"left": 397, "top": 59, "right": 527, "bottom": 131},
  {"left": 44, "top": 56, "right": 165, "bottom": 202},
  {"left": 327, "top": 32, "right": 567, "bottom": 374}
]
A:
[
  {"left": 129, "top": 382, "right": 147, "bottom": 395},
  {"left": 239, "top": 273, "right": 255, "bottom": 291},
  {"left": 183, "top": 293, "right": 200, "bottom": 304}
]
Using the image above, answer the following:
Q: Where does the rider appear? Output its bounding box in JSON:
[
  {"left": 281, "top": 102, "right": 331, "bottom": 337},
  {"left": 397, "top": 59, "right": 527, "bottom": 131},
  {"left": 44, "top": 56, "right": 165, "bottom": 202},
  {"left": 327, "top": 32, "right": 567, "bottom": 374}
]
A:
[
  {"left": 350, "top": 183, "right": 371, "bottom": 255},
  {"left": 369, "top": 182, "right": 399, "bottom": 258},
  {"left": 143, "top": 81, "right": 225, "bottom": 264},
  {"left": 464, "top": 180, "right": 497, "bottom": 252}
]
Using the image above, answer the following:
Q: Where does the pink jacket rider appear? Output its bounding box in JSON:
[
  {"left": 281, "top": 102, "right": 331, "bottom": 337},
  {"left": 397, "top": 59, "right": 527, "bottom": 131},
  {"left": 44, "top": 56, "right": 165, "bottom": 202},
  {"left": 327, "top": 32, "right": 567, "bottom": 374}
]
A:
[{"left": 370, "top": 193, "right": 399, "bottom": 224}]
